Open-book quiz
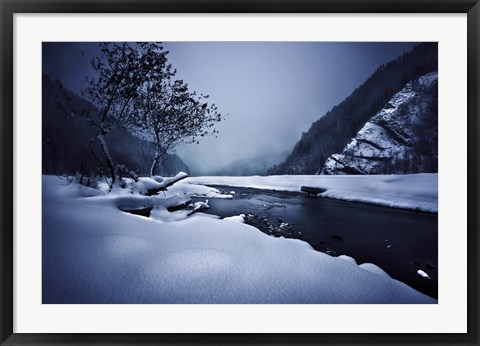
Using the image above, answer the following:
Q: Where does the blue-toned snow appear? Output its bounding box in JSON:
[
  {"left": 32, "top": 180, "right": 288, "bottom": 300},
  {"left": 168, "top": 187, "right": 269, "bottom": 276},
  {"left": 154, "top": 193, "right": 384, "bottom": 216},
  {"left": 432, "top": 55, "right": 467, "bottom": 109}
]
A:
[
  {"left": 184, "top": 173, "right": 438, "bottom": 213},
  {"left": 42, "top": 175, "right": 436, "bottom": 304}
]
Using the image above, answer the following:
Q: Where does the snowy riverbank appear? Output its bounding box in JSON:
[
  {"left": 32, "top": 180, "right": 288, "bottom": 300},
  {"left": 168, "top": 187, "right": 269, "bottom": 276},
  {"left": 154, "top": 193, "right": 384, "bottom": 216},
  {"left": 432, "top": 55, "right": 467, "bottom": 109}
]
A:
[
  {"left": 42, "top": 175, "right": 436, "bottom": 304},
  {"left": 184, "top": 173, "right": 438, "bottom": 213}
]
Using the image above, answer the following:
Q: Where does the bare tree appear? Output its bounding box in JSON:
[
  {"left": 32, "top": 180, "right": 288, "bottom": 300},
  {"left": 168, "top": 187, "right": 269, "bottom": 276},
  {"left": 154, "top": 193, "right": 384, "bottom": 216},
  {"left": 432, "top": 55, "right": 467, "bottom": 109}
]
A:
[
  {"left": 56, "top": 42, "right": 224, "bottom": 184},
  {"left": 128, "top": 79, "right": 224, "bottom": 176},
  {"left": 78, "top": 42, "right": 175, "bottom": 187}
]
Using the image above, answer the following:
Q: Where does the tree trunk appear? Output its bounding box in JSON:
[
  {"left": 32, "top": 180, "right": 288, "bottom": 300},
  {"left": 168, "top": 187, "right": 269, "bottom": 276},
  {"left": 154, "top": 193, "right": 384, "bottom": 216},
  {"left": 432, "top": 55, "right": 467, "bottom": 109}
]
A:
[
  {"left": 149, "top": 153, "right": 161, "bottom": 177},
  {"left": 97, "top": 134, "right": 116, "bottom": 188}
]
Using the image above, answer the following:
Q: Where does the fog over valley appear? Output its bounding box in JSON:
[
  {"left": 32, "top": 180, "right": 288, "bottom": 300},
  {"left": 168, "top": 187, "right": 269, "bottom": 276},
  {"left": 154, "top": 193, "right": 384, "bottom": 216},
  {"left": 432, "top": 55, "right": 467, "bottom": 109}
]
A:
[{"left": 43, "top": 42, "right": 416, "bottom": 175}]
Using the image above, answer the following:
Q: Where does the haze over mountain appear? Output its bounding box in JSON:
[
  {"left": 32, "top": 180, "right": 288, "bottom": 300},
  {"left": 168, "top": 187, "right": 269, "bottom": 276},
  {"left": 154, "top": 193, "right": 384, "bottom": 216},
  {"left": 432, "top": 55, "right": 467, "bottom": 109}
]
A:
[
  {"left": 42, "top": 42, "right": 437, "bottom": 177},
  {"left": 269, "top": 43, "right": 438, "bottom": 175},
  {"left": 211, "top": 150, "right": 290, "bottom": 176},
  {"left": 43, "top": 42, "right": 417, "bottom": 176}
]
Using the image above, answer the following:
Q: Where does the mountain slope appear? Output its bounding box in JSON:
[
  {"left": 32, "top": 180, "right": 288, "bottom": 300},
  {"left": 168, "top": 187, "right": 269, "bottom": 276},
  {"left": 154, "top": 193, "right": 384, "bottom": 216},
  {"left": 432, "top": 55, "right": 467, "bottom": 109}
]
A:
[
  {"left": 321, "top": 72, "right": 438, "bottom": 175},
  {"left": 213, "top": 150, "right": 290, "bottom": 176},
  {"left": 42, "top": 75, "right": 190, "bottom": 176},
  {"left": 272, "top": 43, "right": 437, "bottom": 175}
]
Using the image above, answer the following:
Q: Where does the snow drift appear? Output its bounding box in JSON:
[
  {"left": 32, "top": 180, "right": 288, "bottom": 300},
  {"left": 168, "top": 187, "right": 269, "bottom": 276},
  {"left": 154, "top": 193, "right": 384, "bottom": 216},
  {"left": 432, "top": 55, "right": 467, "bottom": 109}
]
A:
[
  {"left": 42, "top": 175, "right": 436, "bottom": 304},
  {"left": 184, "top": 173, "right": 438, "bottom": 213}
]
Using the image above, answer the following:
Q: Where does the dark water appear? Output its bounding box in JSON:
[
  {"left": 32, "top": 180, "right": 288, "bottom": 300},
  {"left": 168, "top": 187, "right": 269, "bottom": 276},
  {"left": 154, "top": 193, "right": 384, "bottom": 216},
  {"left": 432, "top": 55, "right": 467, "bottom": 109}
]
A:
[{"left": 193, "top": 186, "right": 438, "bottom": 299}]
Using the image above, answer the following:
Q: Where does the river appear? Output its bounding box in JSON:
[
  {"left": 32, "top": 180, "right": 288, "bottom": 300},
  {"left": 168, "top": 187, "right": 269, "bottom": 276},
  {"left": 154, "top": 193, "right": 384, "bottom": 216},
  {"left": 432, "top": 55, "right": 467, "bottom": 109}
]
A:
[{"left": 192, "top": 185, "right": 438, "bottom": 299}]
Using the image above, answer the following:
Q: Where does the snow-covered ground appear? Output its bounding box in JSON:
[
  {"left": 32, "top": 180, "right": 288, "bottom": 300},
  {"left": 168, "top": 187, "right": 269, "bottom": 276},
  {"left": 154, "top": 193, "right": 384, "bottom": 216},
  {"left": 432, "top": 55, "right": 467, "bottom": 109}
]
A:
[
  {"left": 184, "top": 173, "right": 438, "bottom": 213},
  {"left": 42, "top": 175, "right": 436, "bottom": 304}
]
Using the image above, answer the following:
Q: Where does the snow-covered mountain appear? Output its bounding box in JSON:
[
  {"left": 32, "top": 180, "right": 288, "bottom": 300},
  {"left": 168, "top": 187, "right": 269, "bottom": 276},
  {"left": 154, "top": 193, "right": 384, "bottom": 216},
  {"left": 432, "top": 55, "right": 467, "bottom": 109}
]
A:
[
  {"left": 270, "top": 43, "right": 438, "bottom": 175},
  {"left": 321, "top": 72, "right": 438, "bottom": 175}
]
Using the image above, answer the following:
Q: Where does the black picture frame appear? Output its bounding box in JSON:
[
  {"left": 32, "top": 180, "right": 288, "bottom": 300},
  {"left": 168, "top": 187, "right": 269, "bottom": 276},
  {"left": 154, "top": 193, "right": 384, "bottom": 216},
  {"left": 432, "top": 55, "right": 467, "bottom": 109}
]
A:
[{"left": 1, "top": 1, "right": 479, "bottom": 345}]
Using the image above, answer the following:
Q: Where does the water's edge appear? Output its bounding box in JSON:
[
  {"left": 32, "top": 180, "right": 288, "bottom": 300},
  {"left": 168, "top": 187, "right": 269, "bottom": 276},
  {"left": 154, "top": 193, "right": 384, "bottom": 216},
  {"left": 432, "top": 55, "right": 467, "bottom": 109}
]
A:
[{"left": 193, "top": 185, "right": 438, "bottom": 299}]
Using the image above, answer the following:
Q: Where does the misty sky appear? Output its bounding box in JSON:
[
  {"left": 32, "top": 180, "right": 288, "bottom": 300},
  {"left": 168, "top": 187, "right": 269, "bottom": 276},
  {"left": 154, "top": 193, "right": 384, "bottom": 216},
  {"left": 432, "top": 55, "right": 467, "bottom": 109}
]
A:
[{"left": 43, "top": 42, "right": 416, "bottom": 174}]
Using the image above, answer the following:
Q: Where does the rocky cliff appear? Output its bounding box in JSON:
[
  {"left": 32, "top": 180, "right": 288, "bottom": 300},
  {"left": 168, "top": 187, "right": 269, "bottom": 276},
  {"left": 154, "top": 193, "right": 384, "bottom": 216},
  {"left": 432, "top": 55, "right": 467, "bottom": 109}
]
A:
[{"left": 321, "top": 72, "right": 438, "bottom": 175}]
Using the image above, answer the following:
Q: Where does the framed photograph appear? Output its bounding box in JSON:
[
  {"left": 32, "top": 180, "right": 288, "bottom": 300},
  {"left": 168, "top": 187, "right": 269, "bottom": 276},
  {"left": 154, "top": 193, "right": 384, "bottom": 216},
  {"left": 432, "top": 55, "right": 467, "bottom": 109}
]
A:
[{"left": 1, "top": 0, "right": 479, "bottom": 345}]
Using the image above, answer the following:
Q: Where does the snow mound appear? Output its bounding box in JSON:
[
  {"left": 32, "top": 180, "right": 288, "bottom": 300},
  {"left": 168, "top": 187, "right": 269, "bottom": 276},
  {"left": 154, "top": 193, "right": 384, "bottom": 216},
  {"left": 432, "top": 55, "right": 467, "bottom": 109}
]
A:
[
  {"left": 337, "top": 255, "right": 357, "bottom": 265},
  {"left": 223, "top": 214, "right": 245, "bottom": 223},
  {"left": 170, "top": 183, "right": 233, "bottom": 199},
  {"left": 359, "top": 263, "right": 391, "bottom": 278},
  {"left": 417, "top": 269, "right": 431, "bottom": 280},
  {"left": 191, "top": 200, "right": 210, "bottom": 212},
  {"left": 133, "top": 177, "right": 165, "bottom": 195},
  {"left": 151, "top": 171, "right": 189, "bottom": 186},
  {"left": 43, "top": 176, "right": 436, "bottom": 304}
]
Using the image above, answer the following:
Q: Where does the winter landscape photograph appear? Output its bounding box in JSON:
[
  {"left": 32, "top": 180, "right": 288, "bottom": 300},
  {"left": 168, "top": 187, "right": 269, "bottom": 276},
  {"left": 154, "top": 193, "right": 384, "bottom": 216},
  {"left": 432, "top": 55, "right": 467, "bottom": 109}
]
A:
[{"left": 42, "top": 41, "right": 438, "bottom": 304}]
